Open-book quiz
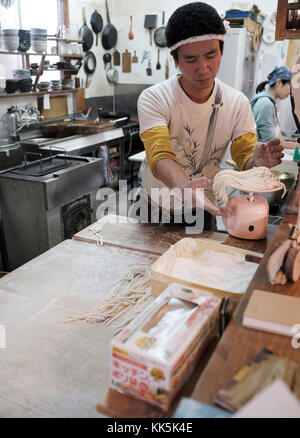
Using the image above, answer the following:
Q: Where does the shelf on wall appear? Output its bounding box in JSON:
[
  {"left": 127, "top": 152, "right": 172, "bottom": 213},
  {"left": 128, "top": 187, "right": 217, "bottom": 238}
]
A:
[
  {"left": 47, "top": 38, "right": 83, "bottom": 43},
  {"left": 0, "top": 88, "right": 82, "bottom": 99},
  {"left": 286, "top": 2, "right": 300, "bottom": 11},
  {"left": 0, "top": 51, "right": 83, "bottom": 59}
]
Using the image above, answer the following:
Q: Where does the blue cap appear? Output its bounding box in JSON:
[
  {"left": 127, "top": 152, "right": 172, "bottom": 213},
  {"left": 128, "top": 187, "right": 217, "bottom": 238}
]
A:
[{"left": 267, "top": 65, "right": 292, "bottom": 85}]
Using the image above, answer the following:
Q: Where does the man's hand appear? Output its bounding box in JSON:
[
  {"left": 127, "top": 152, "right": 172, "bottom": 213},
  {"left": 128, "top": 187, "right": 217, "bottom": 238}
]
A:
[
  {"left": 180, "top": 177, "right": 232, "bottom": 217},
  {"left": 253, "top": 139, "right": 284, "bottom": 168}
]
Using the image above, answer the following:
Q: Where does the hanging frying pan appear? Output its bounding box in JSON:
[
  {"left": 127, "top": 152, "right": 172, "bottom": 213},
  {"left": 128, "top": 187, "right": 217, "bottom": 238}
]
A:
[
  {"left": 84, "top": 51, "right": 97, "bottom": 88},
  {"left": 79, "top": 7, "right": 94, "bottom": 51},
  {"left": 154, "top": 11, "right": 167, "bottom": 48},
  {"left": 84, "top": 51, "right": 97, "bottom": 74},
  {"left": 90, "top": 9, "right": 103, "bottom": 46},
  {"left": 101, "top": 0, "right": 118, "bottom": 50}
]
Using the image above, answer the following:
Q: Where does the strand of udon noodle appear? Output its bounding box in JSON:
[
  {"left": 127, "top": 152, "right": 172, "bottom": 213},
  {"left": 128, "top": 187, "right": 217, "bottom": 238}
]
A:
[{"left": 212, "top": 167, "right": 286, "bottom": 204}]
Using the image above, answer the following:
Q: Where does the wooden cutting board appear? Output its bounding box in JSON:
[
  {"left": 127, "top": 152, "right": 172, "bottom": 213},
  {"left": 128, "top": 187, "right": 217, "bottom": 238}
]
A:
[
  {"left": 76, "top": 88, "right": 85, "bottom": 112},
  {"left": 113, "top": 50, "right": 120, "bottom": 66},
  {"left": 122, "top": 49, "right": 131, "bottom": 73},
  {"left": 41, "top": 120, "right": 116, "bottom": 136}
]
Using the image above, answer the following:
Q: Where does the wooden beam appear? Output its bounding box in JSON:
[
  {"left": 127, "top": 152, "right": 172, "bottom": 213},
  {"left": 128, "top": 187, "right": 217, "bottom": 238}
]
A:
[
  {"left": 62, "top": 0, "right": 69, "bottom": 26},
  {"left": 276, "top": 0, "right": 289, "bottom": 41}
]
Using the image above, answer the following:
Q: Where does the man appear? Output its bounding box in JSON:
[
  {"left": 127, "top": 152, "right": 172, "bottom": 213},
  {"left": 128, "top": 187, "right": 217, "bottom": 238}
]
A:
[{"left": 131, "top": 2, "right": 283, "bottom": 230}]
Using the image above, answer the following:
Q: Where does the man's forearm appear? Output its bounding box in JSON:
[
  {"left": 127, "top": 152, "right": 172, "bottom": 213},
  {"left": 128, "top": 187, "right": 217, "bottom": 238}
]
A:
[
  {"left": 152, "top": 158, "right": 231, "bottom": 217},
  {"left": 244, "top": 156, "right": 255, "bottom": 170},
  {"left": 154, "top": 158, "right": 189, "bottom": 188}
]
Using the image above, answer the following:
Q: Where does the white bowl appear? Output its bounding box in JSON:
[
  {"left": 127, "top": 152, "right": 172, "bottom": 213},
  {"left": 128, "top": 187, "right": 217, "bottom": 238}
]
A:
[
  {"left": 31, "top": 35, "right": 47, "bottom": 40},
  {"left": 30, "top": 28, "right": 47, "bottom": 35},
  {"left": 0, "top": 78, "right": 6, "bottom": 93},
  {"left": 3, "top": 39, "right": 19, "bottom": 51},
  {"left": 2, "top": 29, "right": 19, "bottom": 36},
  {"left": 2, "top": 36, "right": 19, "bottom": 41},
  {"left": 31, "top": 42, "right": 47, "bottom": 53}
]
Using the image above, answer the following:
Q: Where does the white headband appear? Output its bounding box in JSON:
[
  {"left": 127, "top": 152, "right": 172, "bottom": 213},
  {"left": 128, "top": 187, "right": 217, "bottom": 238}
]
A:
[{"left": 169, "top": 20, "right": 231, "bottom": 52}]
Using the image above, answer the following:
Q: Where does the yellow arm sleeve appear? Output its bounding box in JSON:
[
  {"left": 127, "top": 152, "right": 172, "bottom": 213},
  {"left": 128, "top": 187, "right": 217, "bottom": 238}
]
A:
[
  {"left": 231, "top": 132, "right": 257, "bottom": 170},
  {"left": 140, "top": 126, "right": 179, "bottom": 179}
]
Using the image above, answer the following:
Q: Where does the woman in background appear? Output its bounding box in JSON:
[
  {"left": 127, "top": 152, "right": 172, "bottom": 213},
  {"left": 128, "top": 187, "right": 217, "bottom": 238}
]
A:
[{"left": 250, "top": 65, "right": 298, "bottom": 149}]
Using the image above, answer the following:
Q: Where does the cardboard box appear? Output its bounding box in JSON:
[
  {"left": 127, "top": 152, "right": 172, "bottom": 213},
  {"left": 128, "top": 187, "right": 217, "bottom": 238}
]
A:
[{"left": 109, "top": 283, "right": 220, "bottom": 411}]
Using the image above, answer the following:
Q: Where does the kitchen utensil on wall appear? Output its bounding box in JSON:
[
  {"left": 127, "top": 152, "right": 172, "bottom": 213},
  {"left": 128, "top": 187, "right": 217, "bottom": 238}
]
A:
[
  {"left": 156, "top": 49, "right": 161, "bottom": 70},
  {"left": 146, "top": 58, "right": 152, "bottom": 76},
  {"left": 262, "top": 25, "right": 275, "bottom": 44},
  {"left": 84, "top": 51, "right": 97, "bottom": 88},
  {"left": 144, "top": 14, "right": 157, "bottom": 46},
  {"left": 79, "top": 7, "right": 94, "bottom": 52},
  {"left": 141, "top": 50, "right": 150, "bottom": 64},
  {"left": 165, "top": 57, "right": 169, "bottom": 79},
  {"left": 122, "top": 49, "right": 131, "bottom": 73},
  {"left": 90, "top": 9, "right": 103, "bottom": 46},
  {"left": 154, "top": 11, "right": 167, "bottom": 48},
  {"left": 102, "top": 0, "right": 118, "bottom": 50},
  {"left": 129, "top": 16, "right": 134, "bottom": 40},
  {"left": 132, "top": 50, "right": 138, "bottom": 63},
  {"left": 103, "top": 52, "right": 111, "bottom": 69},
  {"left": 106, "top": 62, "right": 119, "bottom": 83},
  {"left": 113, "top": 49, "right": 120, "bottom": 66}
]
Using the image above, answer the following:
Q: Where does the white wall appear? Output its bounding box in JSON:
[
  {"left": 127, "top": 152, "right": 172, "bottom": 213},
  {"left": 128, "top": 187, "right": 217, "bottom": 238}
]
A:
[
  {"left": 0, "top": 0, "right": 287, "bottom": 109},
  {"left": 69, "top": 0, "right": 281, "bottom": 98}
]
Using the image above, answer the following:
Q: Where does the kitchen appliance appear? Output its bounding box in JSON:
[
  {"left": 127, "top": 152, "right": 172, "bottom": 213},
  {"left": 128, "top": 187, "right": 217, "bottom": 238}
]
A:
[
  {"left": 217, "top": 27, "right": 256, "bottom": 99},
  {"left": 0, "top": 154, "right": 105, "bottom": 270},
  {"left": 223, "top": 188, "right": 283, "bottom": 240}
]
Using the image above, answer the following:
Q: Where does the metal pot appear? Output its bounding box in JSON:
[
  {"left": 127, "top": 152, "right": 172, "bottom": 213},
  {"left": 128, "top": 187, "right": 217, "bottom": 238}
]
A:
[
  {"left": 0, "top": 139, "right": 23, "bottom": 170},
  {"left": 106, "top": 63, "right": 118, "bottom": 83},
  {"left": 240, "top": 170, "right": 295, "bottom": 207},
  {"left": 264, "top": 170, "right": 295, "bottom": 206}
]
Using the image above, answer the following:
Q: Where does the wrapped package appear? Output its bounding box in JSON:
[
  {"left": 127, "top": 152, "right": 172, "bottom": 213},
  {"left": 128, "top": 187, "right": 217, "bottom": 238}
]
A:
[{"left": 109, "top": 283, "right": 221, "bottom": 412}]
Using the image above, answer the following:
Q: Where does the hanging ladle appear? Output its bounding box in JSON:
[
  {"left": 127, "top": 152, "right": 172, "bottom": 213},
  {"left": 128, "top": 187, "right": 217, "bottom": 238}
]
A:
[{"left": 103, "top": 53, "right": 111, "bottom": 69}]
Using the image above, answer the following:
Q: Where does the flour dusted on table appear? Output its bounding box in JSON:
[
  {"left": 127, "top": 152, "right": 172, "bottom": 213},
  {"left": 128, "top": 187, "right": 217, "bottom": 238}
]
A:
[{"left": 171, "top": 250, "right": 258, "bottom": 293}]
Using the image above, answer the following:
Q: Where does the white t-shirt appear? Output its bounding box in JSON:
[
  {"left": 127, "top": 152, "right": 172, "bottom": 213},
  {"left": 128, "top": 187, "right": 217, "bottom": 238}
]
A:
[{"left": 137, "top": 75, "right": 256, "bottom": 204}]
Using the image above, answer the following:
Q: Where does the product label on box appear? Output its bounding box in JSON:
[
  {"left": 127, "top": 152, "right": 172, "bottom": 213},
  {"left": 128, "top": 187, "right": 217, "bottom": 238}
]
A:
[{"left": 110, "top": 348, "right": 170, "bottom": 409}]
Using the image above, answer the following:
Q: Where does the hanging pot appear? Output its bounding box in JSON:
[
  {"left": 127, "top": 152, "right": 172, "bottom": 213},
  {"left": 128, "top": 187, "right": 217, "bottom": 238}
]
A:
[{"left": 106, "top": 62, "right": 118, "bottom": 83}]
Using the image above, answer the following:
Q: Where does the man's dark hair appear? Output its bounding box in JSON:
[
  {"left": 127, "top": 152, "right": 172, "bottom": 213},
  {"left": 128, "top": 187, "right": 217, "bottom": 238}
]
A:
[{"left": 166, "top": 2, "right": 226, "bottom": 60}]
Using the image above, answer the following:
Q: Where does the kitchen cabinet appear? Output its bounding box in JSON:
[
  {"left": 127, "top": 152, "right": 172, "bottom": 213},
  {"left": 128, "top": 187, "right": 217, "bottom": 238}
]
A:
[{"left": 276, "top": 0, "right": 300, "bottom": 40}]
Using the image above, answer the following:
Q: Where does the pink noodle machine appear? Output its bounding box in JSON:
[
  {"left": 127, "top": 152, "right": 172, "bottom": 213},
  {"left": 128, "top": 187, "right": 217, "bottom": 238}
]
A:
[{"left": 223, "top": 189, "right": 282, "bottom": 240}]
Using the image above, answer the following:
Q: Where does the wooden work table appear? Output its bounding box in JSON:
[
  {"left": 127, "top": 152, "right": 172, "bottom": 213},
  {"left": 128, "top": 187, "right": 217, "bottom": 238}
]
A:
[
  {"left": 191, "top": 186, "right": 300, "bottom": 406},
  {"left": 0, "top": 205, "right": 295, "bottom": 417}
]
